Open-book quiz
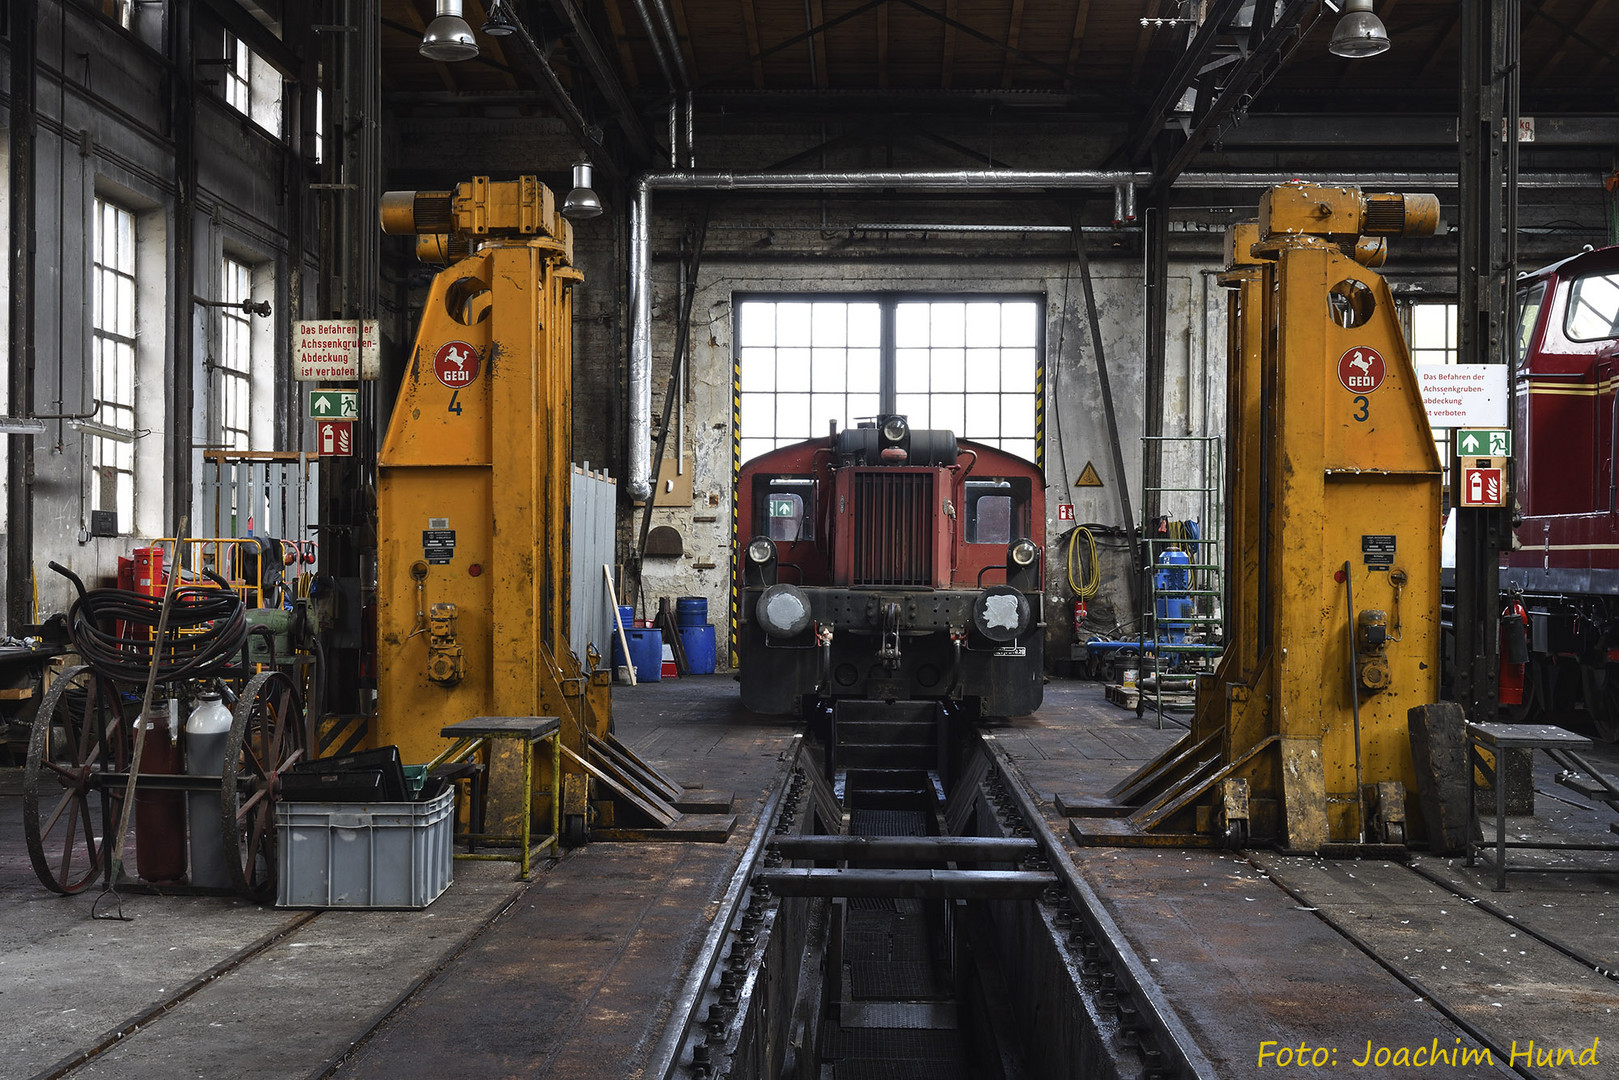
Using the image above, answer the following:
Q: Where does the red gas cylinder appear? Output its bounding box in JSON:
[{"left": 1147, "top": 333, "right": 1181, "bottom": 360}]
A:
[
  {"left": 133, "top": 546, "right": 165, "bottom": 597},
  {"left": 134, "top": 704, "right": 187, "bottom": 883}
]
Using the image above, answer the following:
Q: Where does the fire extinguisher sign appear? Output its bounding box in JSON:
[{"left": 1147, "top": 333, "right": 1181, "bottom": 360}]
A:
[
  {"left": 1460, "top": 466, "right": 1506, "bottom": 507},
  {"left": 1057, "top": 504, "right": 1075, "bottom": 522},
  {"left": 317, "top": 420, "right": 354, "bottom": 457}
]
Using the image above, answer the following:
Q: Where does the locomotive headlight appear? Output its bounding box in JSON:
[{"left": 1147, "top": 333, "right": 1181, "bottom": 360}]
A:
[
  {"left": 881, "top": 416, "right": 908, "bottom": 444},
  {"left": 1009, "top": 538, "right": 1039, "bottom": 567},
  {"left": 744, "top": 535, "right": 778, "bottom": 586},
  {"left": 747, "top": 536, "right": 776, "bottom": 565},
  {"left": 756, "top": 583, "right": 814, "bottom": 638}
]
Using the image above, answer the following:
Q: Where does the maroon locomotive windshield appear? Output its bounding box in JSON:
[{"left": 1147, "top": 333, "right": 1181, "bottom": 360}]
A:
[{"left": 1564, "top": 270, "right": 1619, "bottom": 342}]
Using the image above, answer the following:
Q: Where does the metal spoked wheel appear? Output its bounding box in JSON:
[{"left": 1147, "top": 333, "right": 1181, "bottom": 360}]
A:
[
  {"left": 1579, "top": 662, "right": 1619, "bottom": 743},
  {"left": 220, "top": 670, "right": 307, "bottom": 902},
  {"left": 23, "top": 665, "right": 130, "bottom": 895}
]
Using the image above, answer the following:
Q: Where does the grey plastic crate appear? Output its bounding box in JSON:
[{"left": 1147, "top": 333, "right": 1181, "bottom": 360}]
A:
[{"left": 276, "top": 786, "right": 454, "bottom": 909}]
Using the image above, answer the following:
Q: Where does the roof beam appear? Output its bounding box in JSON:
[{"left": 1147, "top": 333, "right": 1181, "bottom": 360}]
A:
[
  {"left": 1001, "top": 0, "right": 1025, "bottom": 89},
  {"left": 696, "top": 0, "right": 888, "bottom": 89},
  {"left": 877, "top": 3, "right": 889, "bottom": 88},
  {"left": 740, "top": 0, "right": 765, "bottom": 87},
  {"left": 895, "top": 0, "right": 1071, "bottom": 83},
  {"left": 547, "top": 0, "right": 659, "bottom": 163},
  {"left": 1064, "top": 0, "right": 1092, "bottom": 85},
  {"left": 942, "top": 0, "right": 958, "bottom": 89},
  {"left": 809, "top": 0, "right": 830, "bottom": 88},
  {"left": 601, "top": 0, "right": 641, "bottom": 88},
  {"left": 1152, "top": 0, "right": 1322, "bottom": 191},
  {"left": 1123, "top": 0, "right": 1246, "bottom": 164}
]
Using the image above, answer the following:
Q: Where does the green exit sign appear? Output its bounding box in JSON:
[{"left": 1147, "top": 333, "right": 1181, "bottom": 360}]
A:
[
  {"left": 1455, "top": 428, "right": 1510, "bottom": 457},
  {"left": 309, "top": 389, "right": 358, "bottom": 419}
]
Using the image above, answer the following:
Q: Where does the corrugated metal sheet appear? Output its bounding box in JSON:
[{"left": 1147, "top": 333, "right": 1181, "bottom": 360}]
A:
[{"left": 570, "top": 464, "right": 618, "bottom": 666}]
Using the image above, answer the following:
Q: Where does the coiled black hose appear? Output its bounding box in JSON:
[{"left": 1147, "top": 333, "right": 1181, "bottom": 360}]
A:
[{"left": 53, "top": 562, "right": 249, "bottom": 683}]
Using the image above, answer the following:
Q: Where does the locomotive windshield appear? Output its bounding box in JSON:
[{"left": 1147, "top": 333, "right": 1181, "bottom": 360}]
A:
[
  {"left": 1515, "top": 281, "right": 1546, "bottom": 365},
  {"left": 754, "top": 476, "right": 815, "bottom": 541},
  {"left": 1564, "top": 270, "right": 1619, "bottom": 342},
  {"left": 964, "top": 477, "right": 1031, "bottom": 544}
]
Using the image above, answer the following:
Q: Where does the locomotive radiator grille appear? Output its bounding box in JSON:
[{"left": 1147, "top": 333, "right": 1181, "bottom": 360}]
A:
[{"left": 851, "top": 472, "right": 934, "bottom": 586}]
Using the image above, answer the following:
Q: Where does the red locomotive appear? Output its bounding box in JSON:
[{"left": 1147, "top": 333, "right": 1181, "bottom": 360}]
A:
[
  {"left": 1501, "top": 244, "right": 1619, "bottom": 739},
  {"left": 735, "top": 415, "right": 1045, "bottom": 719}
]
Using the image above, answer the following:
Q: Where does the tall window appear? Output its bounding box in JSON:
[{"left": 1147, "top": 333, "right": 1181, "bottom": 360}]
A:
[
  {"left": 1408, "top": 302, "right": 1459, "bottom": 487},
  {"left": 218, "top": 258, "right": 254, "bottom": 451},
  {"left": 737, "top": 296, "right": 1041, "bottom": 465},
  {"left": 91, "top": 199, "right": 138, "bottom": 528},
  {"left": 224, "top": 33, "right": 251, "bottom": 115}
]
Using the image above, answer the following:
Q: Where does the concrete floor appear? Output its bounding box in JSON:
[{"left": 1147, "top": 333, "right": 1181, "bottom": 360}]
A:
[{"left": 3, "top": 676, "right": 1618, "bottom": 1079}]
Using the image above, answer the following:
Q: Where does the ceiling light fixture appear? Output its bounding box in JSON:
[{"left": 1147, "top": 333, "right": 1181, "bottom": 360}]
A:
[
  {"left": 1328, "top": 0, "right": 1391, "bottom": 58},
  {"left": 561, "top": 160, "right": 604, "bottom": 220},
  {"left": 420, "top": 0, "right": 479, "bottom": 62},
  {"left": 481, "top": 0, "right": 518, "bottom": 37}
]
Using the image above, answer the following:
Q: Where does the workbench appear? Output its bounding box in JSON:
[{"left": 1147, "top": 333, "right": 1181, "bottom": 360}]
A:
[{"left": 1466, "top": 721, "right": 1604, "bottom": 891}]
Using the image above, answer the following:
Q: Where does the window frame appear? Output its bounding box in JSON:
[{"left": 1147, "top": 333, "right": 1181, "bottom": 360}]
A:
[
  {"left": 733, "top": 292, "right": 1045, "bottom": 466},
  {"left": 216, "top": 256, "right": 256, "bottom": 452},
  {"left": 89, "top": 197, "right": 140, "bottom": 531}
]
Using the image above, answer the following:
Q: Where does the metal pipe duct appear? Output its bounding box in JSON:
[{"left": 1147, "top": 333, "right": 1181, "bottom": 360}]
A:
[
  {"left": 627, "top": 0, "right": 678, "bottom": 90},
  {"left": 626, "top": 168, "right": 1153, "bottom": 501}
]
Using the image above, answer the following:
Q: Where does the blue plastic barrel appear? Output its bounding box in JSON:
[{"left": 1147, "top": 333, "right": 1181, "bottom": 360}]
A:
[
  {"left": 625, "top": 628, "right": 662, "bottom": 682},
  {"left": 676, "top": 596, "right": 708, "bottom": 627},
  {"left": 613, "top": 604, "right": 635, "bottom": 631},
  {"left": 679, "top": 625, "right": 717, "bottom": 675}
]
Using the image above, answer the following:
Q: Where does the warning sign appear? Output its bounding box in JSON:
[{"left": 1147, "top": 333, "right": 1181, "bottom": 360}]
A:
[
  {"left": 1337, "top": 347, "right": 1387, "bottom": 394},
  {"left": 296, "top": 319, "right": 379, "bottom": 381},
  {"left": 316, "top": 420, "right": 353, "bottom": 457},
  {"left": 1074, "top": 462, "right": 1104, "bottom": 487},
  {"left": 433, "top": 342, "right": 481, "bottom": 388},
  {"left": 1460, "top": 466, "right": 1506, "bottom": 508}
]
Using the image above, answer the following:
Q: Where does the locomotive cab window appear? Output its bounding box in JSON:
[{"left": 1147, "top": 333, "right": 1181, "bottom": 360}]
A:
[
  {"left": 755, "top": 476, "right": 815, "bottom": 541},
  {"left": 1565, "top": 271, "right": 1619, "bottom": 342},
  {"left": 964, "top": 478, "right": 1029, "bottom": 544},
  {"left": 1516, "top": 281, "right": 1547, "bottom": 365}
]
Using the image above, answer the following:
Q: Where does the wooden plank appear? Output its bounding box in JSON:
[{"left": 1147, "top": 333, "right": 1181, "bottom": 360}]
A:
[{"left": 561, "top": 744, "right": 681, "bottom": 827}]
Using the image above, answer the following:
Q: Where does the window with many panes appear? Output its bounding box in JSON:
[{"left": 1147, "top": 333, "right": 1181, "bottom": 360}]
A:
[
  {"left": 217, "top": 258, "right": 254, "bottom": 451},
  {"left": 1408, "top": 301, "right": 1459, "bottom": 487},
  {"left": 737, "top": 296, "right": 1041, "bottom": 465},
  {"left": 91, "top": 199, "right": 138, "bottom": 528}
]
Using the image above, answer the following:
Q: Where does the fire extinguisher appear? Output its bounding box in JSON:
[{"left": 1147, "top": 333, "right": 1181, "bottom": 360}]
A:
[
  {"left": 1073, "top": 598, "right": 1088, "bottom": 635},
  {"left": 1498, "top": 597, "right": 1530, "bottom": 706}
]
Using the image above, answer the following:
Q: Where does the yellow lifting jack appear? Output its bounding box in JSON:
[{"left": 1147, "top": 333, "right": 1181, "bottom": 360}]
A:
[
  {"left": 1072, "top": 183, "right": 1443, "bottom": 852},
  {"left": 370, "top": 177, "right": 732, "bottom": 853}
]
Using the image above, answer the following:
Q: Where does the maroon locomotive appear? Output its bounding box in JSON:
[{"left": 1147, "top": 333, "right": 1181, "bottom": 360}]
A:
[
  {"left": 1501, "top": 244, "right": 1619, "bottom": 739},
  {"left": 735, "top": 415, "right": 1045, "bottom": 719}
]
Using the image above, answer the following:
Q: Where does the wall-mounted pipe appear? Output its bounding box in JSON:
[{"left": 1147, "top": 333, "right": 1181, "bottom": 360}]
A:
[
  {"left": 7, "top": 0, "right": 38, "bottom": 629},
  {"left": 627, "top": 0, "right": 678, "bottom": 90},
  {"left": 626, "top": 168, "right": 1153, "bottom": 501}
]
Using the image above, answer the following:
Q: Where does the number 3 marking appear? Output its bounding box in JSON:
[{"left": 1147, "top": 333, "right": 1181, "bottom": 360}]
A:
[
  {"left": 448, "top": 389, "right": 463, "bottom": 416},
  {"left": 1353, "top": 395, "right": 1369, "bottom": 422}
]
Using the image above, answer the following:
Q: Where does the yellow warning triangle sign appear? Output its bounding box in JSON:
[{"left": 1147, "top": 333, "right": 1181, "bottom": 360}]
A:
[{"left": 1074, "top": 461, "right": 1104, "bottom": 487}]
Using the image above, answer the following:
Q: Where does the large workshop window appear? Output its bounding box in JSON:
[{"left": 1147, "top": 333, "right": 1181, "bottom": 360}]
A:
[
  {"left": 1406, "top": 301, "right": 1458, "bottom": 489},
  {"left": 88, "top": 199, "right": 138, "bottom": 531},
  {"left": 736, "top": 296, "right": 1042, "bottom": 465},
  {"left": 221, "top": 32, "right": 284, "bottom": 138},
  {"left": 216, "top": 256, "right": 273, "bottom": 452}
]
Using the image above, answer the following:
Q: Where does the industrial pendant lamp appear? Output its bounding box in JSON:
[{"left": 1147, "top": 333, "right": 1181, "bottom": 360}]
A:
[
  {"left": 1328, "top": 0, "right": 1391, "bottom": 58},
  {"left": 420, "top": 0, "right": 479, "bottom": 62},
  {"left": 481, "top": 0, "right": 518, "bottom": 37},
  {"left": 561, "top": 160, "right": 604, "bottom": 220}
]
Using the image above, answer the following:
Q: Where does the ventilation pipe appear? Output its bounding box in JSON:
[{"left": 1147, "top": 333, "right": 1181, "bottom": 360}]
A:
[{"left": 625, "top": 168, "right": 1152, "bottom": 502}]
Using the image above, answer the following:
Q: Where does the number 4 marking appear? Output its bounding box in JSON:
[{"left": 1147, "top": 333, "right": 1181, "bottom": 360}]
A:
[
  {"left": 1354, "top": 395, "right": 1370, "bottom": 422},
  {"left": 448, "top": 389, "right": 462, "bottom": 416}
]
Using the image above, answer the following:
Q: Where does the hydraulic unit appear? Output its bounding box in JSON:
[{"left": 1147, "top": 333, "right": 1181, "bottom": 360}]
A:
[
  {"left": 372, "top": 177, "right": 606, "bottom": 843},
  {"left": 1081, "top": 183, "right": 1443, "bottom": 850}
]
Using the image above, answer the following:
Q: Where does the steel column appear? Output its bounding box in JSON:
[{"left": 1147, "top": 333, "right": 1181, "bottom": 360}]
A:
[{"left": 1454, "top": 0, "right": 1517, "bottom": 724}]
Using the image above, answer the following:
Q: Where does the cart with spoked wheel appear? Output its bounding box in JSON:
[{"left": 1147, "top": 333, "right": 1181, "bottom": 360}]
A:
[{"left": 23, "top": 561, "right": 308, "bottom": 902}]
